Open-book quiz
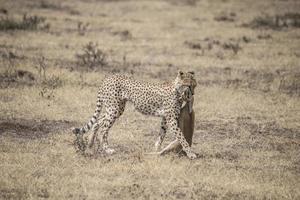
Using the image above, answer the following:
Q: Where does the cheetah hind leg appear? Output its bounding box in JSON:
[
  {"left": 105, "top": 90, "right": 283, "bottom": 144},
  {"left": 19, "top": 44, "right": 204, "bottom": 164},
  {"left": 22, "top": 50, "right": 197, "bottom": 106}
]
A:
[
  {"left": 92, "top": 115, "right": 117, "bottom": 155},
  {"left": 97, "top": 104, "right": 125, "bottom": 155}
]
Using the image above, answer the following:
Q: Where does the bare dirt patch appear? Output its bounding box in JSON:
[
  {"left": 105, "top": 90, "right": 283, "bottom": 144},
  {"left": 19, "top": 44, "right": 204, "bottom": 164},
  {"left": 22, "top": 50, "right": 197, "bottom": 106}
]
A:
[
  {"left": 0, "top": 118, "right": 77, "bottom": 139},
  {"left": 196, "top": 117, "right": 299, "bottom": 140},
  {"left": 195, "top": 117, "right": 300, "bottom": 161},
  {"left": 0, "top": 70, "right": 35, "bottom": 88},
  {"left": 0, "top": 188, "right": 28, "bottom": 200}
]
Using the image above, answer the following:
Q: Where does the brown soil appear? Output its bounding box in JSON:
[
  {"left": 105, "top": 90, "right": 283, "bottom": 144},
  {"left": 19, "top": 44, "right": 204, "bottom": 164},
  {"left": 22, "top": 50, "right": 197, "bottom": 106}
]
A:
[
  {"left": 0, "top": 118, "right": 77, "bottom": 139},
  {"left": 0, "top": 188, "right": 28, "bottom": 200}
]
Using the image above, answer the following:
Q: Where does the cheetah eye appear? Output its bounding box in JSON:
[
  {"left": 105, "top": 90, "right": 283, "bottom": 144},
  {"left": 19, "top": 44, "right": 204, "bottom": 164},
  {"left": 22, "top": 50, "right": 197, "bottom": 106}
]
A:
[{"left": 178, "top": 70, "right": 184, "bottom": 77}]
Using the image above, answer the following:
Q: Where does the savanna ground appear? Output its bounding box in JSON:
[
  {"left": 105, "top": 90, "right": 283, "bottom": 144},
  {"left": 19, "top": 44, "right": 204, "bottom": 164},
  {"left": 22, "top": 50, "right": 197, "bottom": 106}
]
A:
[{"left": 0, "top": 0, "right": 299, "bottom": 199}]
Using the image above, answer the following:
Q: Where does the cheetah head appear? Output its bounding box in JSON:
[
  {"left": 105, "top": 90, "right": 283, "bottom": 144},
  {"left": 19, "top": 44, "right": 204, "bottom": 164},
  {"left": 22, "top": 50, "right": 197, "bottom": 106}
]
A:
[
  {"left": 174, "top": 70, "right": 197, "bottom": 95},
  {"left": 174, "top": 71, "right": 197, "bottom": 112}
]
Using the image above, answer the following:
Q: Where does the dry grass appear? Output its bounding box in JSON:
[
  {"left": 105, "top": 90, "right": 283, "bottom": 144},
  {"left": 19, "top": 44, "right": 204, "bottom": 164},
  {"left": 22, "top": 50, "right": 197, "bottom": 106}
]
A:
[{"left": 0, "top": 0, "right": 299, "bottom": 199}]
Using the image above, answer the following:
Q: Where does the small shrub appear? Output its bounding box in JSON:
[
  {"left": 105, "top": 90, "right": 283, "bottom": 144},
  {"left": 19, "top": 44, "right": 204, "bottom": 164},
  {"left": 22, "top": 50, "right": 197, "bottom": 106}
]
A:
[
  {"left": 0, "top": 8, "right": 8, "bottom": 15},
  {"left": 35, "top": 1, "right": 80, "bottom": 15},
  {"left": 222, "top": 42, "right": 241, "bottom": 54},
  {"left": 0, "top": 69, "right": 36, "bottom": 88},
  {"left": 214, "top": 12, "right": 236, "bottom": 22},
  {"left": 34, "top": 55, "right": 62, "bottom": 87},
  {"left": 35, "top": 56, "right": 47, "bottom": 81},
  {"left": 185, "top": 38, "right": 242, "bottom": 55},
  {"left": 184, "top": 41, "right": 202, "bottom": 50},
  {"left": 242, "top": 36, "right": 251, "bottom": 43},
  {"left": 246, "top": 15, "right": 274, "bottom": 29},
  {"left": 77, "top": 21, "right": 89, "bottom": 36},
  {"left": 0, "top": 48, "right": 37, "bottom": 88},
  {"left": 0, "top": 49, "right": 23, "bottom": 60},
  {"left": 0, "top": 14, "right": 50, "bottom": 31},
  {"left": 1, "top": 48, "right": 18, "bottom": 82},
  {"left": 75, "top": 42, "right": 107, "bottom": 70},
  {"left": 112, "top": 30, "right": 132, "bottom": 41},
  {"left": 167, "top": 0, "right": 198, "bottom": 6},
  {"left": 279, "top": 73, "right": 300, "bottom": 96},
  {"left": 39, "top": 76, "right": 63, "bottom": 100},
  {"left": 245, "top": 13, "right": 300, "bottom": 30},
  {"left": 39, "top": 86, "right": 54, "bottom": 99},
  {"left": 33, "top": 55, "right": 63, "bottom": 99},
  {"left": 282, "top": 13, "right": 300, "bottom": 27},
  {"left": 39, "top": 1, "right": 61, "bottom": 10},
  {"left": 42, "top": 76, "right": 62, "bottom": 89},
  {"left": 69, "top": 10, "right": 80, "bottom": 15},
  {"left": 16, "top": 70, "right": 35, "bottom": 82},
  {"left": 257, "top": 34, "right": 272, "bottom": 40}
]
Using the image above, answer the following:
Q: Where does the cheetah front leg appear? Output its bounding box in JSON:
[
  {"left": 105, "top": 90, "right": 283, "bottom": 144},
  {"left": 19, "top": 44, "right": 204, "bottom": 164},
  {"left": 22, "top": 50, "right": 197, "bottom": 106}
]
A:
[
  {"left": 166, "top": 117, "right": 197, "bottom": 159},
  {"left": 154, "top": 117, "right": 167, "bottom": 151}
]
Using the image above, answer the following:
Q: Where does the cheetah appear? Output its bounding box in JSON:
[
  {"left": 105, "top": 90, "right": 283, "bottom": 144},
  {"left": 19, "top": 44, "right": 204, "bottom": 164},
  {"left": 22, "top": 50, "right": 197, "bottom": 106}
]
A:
[{"left": 72, "top": 71, "right": 197, "bottom": 159}]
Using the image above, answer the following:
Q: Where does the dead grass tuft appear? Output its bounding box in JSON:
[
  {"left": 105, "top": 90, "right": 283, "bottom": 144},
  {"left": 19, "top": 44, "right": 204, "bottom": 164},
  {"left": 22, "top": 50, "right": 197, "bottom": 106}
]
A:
[
  {"left": 257, "top": 33, "right": 272, "bottom": 40},
  {"left": 30, "top": 0, "right": 80, "bottom": 15},
  {"left": 0, "top": 118, "right": 76, "bottom": 139},
  {"left": 112, "top": 30, "right": 133, "bottom": 41},
  {"left": 0, "top": 14, "right": 50, "bottom": 31},
  {"left": 245, "top": 12, "right": 300, "bottom": 30},
  {"left": 278, "top": 73, "right": 300, "bottom": 96},
  {"left": 0, "top": 188, "right": 28, "bottom": 200},
  {"left": 75, "top": 42, "right": 107, "bottom": 70},
  {"left": 214, "top": 12, "right": 236, "bottom": 22},
  {"left": 77, "top": 21, "right": 89, "bottom": 36},
  {"left": 222, "top": 42, "right": 241, "bottom": 54},
  {"left": 185, "top": 37, "right": 243, "bottom": 55},
  {"left": 167, "top": 0, "right": 198, "bottom": 6}
]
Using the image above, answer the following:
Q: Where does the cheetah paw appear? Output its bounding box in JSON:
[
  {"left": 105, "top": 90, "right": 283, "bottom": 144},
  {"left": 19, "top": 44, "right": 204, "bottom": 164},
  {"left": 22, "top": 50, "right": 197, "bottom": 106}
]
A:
[{"left": 187, "top": 152, "right": 197, "bottom": 159}]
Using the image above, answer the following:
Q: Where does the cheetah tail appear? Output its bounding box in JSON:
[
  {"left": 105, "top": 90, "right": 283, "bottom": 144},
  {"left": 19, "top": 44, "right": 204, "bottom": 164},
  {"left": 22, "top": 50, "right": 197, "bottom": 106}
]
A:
[{"left": 72, "top": 93, "right": 102, "bottom": 135}]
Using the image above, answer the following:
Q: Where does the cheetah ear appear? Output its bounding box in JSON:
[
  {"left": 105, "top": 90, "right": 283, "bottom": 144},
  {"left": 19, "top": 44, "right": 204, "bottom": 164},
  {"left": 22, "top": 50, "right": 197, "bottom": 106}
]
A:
[
  {"left": 177, "top": 70, "right": 184, "bottom": 77},
  {"left": 188, "top": 71, "right": 195, "bottom": 77}
]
